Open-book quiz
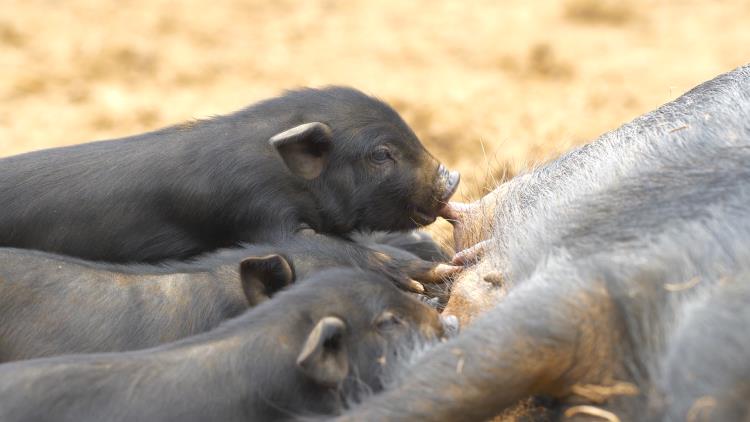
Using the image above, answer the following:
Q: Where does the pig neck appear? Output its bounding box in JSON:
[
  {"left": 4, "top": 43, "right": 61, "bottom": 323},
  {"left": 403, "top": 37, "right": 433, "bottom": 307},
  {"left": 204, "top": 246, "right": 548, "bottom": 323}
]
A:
[
  {"left": 86, "top": 249, "right": 252, "bottom": 317},
  {"left": 78, "top": 261, "right": 250, "bottom": 345},
  {"left": 172, "top": 113, "right": 325, "bottom": 237},
  {"left": 3, "top": 248, "right": 250, "bottom": 324},
  {"left": 305, "top": 176, "right": 359, "bottom": 235},
  {"left": 125, "top": 302, "right": 338, "bottom": 419},
  {"left": 2, "top": 301, "right": 335, "bottom": 421},
  {"left": 133, "top": 265, "right": 252, "bottom": 341}
]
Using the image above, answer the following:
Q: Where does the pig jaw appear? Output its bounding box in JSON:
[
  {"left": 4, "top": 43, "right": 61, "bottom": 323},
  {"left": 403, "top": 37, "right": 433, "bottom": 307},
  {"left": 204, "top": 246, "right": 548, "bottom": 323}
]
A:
[{"left": 409, "top": 164, "right": 461, "bottom": 227}]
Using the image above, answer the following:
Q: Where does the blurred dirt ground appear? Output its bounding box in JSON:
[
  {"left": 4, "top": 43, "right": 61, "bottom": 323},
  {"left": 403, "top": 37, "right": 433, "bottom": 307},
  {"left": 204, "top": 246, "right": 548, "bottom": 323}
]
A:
[{"left": 2, "top": 0, "right": 749, "bottom": 200}]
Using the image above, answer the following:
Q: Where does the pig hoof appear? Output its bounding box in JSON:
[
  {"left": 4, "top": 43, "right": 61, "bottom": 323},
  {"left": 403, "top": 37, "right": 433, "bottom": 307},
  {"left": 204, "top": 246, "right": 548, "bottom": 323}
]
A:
[
  {"left": 430, "top": 264, "right": 464, "bottom": 281},
  {"left": 398, "top": 278, "right": 425, "bottom": 294}
]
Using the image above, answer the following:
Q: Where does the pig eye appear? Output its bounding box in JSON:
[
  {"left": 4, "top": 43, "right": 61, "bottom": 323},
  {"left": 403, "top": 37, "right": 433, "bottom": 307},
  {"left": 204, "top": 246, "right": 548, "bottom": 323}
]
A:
[
  {"left": 376, "top": 311, "right": 403, "bottom": 331},
  {"left": 371, "top": 146, "right": 393, "bottom": 164}
]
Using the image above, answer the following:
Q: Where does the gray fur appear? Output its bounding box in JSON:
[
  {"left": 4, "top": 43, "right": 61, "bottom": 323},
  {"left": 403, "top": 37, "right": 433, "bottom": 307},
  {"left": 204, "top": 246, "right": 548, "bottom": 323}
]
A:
[
  {"left": 0, "top": 231, "right": 442, "bottom": 362},
  {"left": 0, "top": 269, "right": 443, "bottom": 422},
  {"left": 338, "top": 64, "right": 750, "bottom": 421}
]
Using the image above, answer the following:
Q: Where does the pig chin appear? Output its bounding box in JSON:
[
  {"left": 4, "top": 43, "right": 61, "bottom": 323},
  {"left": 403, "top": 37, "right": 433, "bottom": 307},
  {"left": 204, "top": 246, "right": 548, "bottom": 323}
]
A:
[
  {"left": 407, "top": 196, "right": 443, "bottom": 227},
  {"left": 409, "top": 209, "right": 438, "bottom": 226},
  {"left": 408, "top": 168, "right": 461, "bottom": 227}
]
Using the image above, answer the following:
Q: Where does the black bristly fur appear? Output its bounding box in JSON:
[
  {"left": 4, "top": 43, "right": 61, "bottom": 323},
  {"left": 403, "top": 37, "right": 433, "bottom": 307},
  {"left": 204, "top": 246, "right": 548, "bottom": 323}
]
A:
[{"left": 0, "top": 87, "right": 450, "bottom": 262}]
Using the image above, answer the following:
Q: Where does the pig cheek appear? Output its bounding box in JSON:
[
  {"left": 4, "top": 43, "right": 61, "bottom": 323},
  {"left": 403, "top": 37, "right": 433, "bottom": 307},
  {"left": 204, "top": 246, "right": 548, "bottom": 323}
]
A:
[
  {"left": 395, "top": 159, "right": 430, "bottom": 201},
  {"left": 420, "top": 319, "right": 443, "bottom": 341},
  {"left": 367, "top": 158, "right": 395, "bottom": 177},
  {"left": 421, "top": 166, "right": 440, "bottom": 201},
  {"left": 415, "top": 307, "right": 445, "bottom": 340},
  {"left": 403, "top": 170, "right": 435, "bottom": 212},
  {"left": 364, "top": 163, "right": 401, "bottom": 199},
  {"left": 359, "top": 336, "right": 393, "bottom": 384}
]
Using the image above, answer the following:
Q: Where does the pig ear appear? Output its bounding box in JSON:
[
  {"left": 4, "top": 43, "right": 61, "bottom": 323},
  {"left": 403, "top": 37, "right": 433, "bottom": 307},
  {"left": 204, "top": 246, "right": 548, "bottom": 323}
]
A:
[
  {"left": 296, "top": 316, "right": 349, "bottom": 386},
  {"left": 239, "top": 254, "right": 294, "bottom": 306},
  {"left": 269, "top": 122, "right": 332, "bottom": 180}
]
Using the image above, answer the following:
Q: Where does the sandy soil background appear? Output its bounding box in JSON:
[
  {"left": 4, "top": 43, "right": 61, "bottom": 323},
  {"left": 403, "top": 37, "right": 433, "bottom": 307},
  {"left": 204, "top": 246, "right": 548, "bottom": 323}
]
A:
[{"left": 2, "top": 0, "right": 749, "bottom": 209}]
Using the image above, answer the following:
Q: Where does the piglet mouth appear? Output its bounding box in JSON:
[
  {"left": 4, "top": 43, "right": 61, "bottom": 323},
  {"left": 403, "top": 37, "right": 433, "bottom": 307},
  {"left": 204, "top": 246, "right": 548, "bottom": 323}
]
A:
[
  {"left": 411, "top": 208, "right": 439, "bottom": 226},
  {"left": 410, "top": 165, "right": 461, "bottom": 226}
]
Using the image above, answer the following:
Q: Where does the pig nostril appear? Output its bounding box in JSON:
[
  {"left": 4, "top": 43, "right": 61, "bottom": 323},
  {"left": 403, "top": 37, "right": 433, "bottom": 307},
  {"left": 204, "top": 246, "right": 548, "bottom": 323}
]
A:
[
  {"left": 448, "top": 170, "right": 460, "bottom": 189},
  {"left": 438, "top": 167, "right": 461, "bottom": 202}
]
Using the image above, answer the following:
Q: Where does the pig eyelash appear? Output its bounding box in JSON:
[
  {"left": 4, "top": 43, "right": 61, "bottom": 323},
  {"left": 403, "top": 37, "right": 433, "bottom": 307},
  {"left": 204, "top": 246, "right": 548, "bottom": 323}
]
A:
[{"left": 370, "top": 146, "right": 393, "bottom": 163}]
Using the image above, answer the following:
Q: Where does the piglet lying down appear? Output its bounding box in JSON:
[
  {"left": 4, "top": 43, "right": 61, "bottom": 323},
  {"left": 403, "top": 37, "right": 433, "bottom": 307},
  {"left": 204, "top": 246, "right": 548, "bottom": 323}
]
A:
[{"left": 0, "top": 268, "right": 457, "bottom": 422}]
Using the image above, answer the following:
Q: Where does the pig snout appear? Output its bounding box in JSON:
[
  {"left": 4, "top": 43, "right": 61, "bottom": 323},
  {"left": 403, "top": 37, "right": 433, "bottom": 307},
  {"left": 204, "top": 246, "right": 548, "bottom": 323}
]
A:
[
  {"left": 440, "top": 314, "right": 460, "bottom": 338},
  {"left": 436, "top": 164, "right": 460, "bottom": 203}
]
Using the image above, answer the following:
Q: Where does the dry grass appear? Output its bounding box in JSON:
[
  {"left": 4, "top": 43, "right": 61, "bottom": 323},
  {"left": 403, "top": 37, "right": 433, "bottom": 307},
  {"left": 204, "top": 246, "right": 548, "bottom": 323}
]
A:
[{"left": 2, "top": 0, "right": 749, "bottom": 203}]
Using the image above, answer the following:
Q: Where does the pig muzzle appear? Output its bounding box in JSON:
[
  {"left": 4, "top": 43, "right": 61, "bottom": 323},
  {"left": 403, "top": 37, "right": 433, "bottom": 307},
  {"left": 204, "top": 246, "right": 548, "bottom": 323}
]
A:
[
  {"left": 411, "top": 165, "right": 461, "bottom": 226},
  {"left": 440, "top": 314, "right": 460, "bottom": 338},
  {"left": 436, "top": 164, "right": 461, "bottom": 203}
]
